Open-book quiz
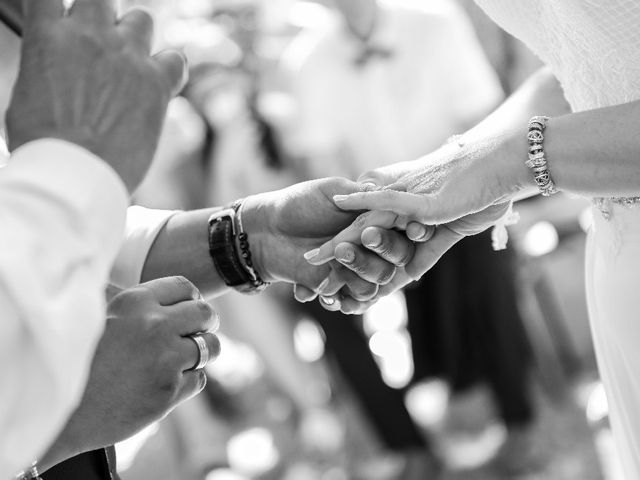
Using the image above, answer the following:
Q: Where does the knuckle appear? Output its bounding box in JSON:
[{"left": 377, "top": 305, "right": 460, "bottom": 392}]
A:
[
  {"left": 156, "top": 371, "right": 181, "bottom": 399},
  {"left": 353, "top": 212, "right": 372, "bottom": 230},
  {"left": 353, "top": 283, "right": 378, "bottom": 301},
  {"left": 196, "top": 300, "right": 215, "bottom": 320}
]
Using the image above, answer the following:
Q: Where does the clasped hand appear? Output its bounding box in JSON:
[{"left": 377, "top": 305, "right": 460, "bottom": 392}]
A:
[{"left": 303, "top": 143, "right": 517, "bottom": 301}]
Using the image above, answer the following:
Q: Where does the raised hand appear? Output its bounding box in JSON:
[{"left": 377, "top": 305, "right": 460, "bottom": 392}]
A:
[
  {"left": 240, "top": 178, "right": 420, "bottom": 314},
  {"left": 6, "top": 0, "right": 188, "bottom": 193},
  {"left": 40, "top": 277, "right": 220, "bottom": 470}
]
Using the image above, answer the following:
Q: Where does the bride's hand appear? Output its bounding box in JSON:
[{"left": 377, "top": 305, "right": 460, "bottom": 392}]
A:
[
  {"left": 307, "top": 203, "right": 510, "bottom": 287},
  {"left": 334, "top": 136, "right": 532, "bottom": 224}
]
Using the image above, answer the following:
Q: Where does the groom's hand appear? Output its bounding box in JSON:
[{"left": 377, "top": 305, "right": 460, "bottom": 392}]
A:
[
  {"left": 40, "top": 277, "right": 220, "bottom": 470},
  {"left": 240, "top": 178, "right": 418, "bottom": 314}
]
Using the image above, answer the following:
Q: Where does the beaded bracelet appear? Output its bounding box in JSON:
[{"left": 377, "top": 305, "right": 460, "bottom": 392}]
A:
[
  {"left": 525, "top": 116, "right": 558, "bottom": 196},
  {"left": 231, "top": 199, "right": 269, "bottom": 292}
]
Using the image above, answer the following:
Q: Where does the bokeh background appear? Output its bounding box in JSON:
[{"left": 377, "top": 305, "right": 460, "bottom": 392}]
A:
[{"left": 0, "top": 1, "right": 620, "bottom": 479}]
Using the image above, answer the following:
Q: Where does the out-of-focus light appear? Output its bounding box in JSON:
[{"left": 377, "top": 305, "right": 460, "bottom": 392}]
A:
[
  {"left": 363, "top": 291, "right": 408, "bottom": 335},
  {"left": 178, "top": 0, "right": 216, "bottom": 18},
  {"left": 586, "top": 382, "right": 609, "bottom": 426},
  {"left": 443, "top": 422, "right": 506, "bottom": 470},
  {"left": 282, "top": 462, "right": 322, "bottom": 480},
  {"left": 227, "top": 428, "right": 280, "bottom": 476},
  {"left": 294, "top": 318, "right": 326, "bottom": 362},
  {"left": 405, "top": 380, "right": 450, "bottom": 429},
  {"left": 205, "top": 469, "right": 250, "bottom": 480},
  {"left": 579, "top": 207, "right": 594, "bottom": 233},
  {"left": 369, "top": 330, "right": 405, "bottom": 357},
  {"left": 523, "top": 221, "right": 559, "bottom": 257},
  {"left": 321, "top": 467, "right": 349, "bottom": 480},
  {"left": 369, "top": 330, "right": 413, "bottom": 388},
  {"left": 206, "top": 334, "right": 264, "bottom": 392},
  {"left": 299, "top": 408, "right": 345, "bottom": 453},
  {"left": 288, "top": 2, "right": 332, "bottom": 29},
  {"left": 115, "top": 423, "right": 159, "bottom": 472}
]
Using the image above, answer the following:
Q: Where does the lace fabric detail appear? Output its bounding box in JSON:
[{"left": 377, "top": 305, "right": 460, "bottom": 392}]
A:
[{"left": 475, "top": 0, "right": 640, "bottom": 217}]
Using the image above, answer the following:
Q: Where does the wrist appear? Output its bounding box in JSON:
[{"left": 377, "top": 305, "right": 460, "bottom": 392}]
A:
[
  {"left": 37, "top": 419, "right": 83, "bottom": 473},
  {"left": 239, "top": 194, "right": 277, "bottom": 283},
  {"left": 488, "top": 127, "right": 539, "bottom": 199}
]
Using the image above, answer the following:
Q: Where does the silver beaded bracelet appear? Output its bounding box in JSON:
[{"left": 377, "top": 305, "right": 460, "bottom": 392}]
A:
[{"left": 525, "top": 115, "right": 558, "bottom": 196}]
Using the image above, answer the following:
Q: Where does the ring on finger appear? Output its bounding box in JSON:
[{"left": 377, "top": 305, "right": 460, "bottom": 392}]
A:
[{"left": 187, "top": 333, "right": 209, "bottom": 371}]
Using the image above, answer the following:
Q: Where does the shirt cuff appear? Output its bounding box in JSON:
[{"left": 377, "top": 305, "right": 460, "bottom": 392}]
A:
[
  {"left": 111, "top": 206, "right": 179, "bottom": 288},
  {"left": 6, "top": 139, "right": 129, "bottom": 276}
]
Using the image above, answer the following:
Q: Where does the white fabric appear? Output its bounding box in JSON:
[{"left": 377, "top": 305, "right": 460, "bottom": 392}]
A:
[
  {"left": 280, "top": 0, "right": 503, "bottom": 180},
  {"left": 0, "top": 139, "right": 128, "bottom": 477},
  {"left": 111, "top": 206, "right": 177, "bottom": 289},
  {"left": 475, "top": 1, "right": 640, "bottom": 477}
]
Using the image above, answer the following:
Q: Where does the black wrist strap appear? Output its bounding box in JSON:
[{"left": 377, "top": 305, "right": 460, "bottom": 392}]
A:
[{"left": 208, "top": 213, "right": 253, "bottom": 288}]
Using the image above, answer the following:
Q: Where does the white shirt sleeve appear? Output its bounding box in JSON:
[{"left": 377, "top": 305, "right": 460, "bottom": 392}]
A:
[
  {"left": 0, "top": 139, "right": 129, "bottom": 477},
  {"left": 110, "top": 206, "right": 178, "bottom": 289}
]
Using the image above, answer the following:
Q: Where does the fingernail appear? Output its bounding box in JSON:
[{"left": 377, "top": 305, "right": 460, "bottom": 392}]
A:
[
  {"left": 361, "top": 182, "right": 381, "bottom": 191},
  {"left": 364, "top": 231, "right": 383, "bottom": 248},
  {"left": 318, "top": 277, "right": 330, "bottom": 292},
  {"left": 336, "top": 246, "right": 356, "bottom": 264},
  {"left": 304, "top": 249, "right": 320, "bottom": 261},
  {"left": 333, "top": 195, "right": 348, "bottom": 203},
  {"left": 320, "top": 296, "right": 335, "bottom": 306}
]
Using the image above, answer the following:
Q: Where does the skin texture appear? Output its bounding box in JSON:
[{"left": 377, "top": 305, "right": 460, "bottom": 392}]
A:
[
  {"left": 5, "top": 0, "right": 187, "bottom": 193},
  {"left": 142, "top": 178, "right": 421, "bottom": 315},
  {"left": 39, "top": 277, "right": 220, "bottom": 473}
]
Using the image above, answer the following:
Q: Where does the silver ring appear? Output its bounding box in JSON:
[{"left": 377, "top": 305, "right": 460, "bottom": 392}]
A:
[{"left": 188, "top": 334, "right": 209, "bottom": 370}]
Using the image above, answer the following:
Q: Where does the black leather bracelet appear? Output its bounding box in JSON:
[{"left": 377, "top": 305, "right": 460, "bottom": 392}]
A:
[{"left": 207, "top": 208, "right": 268, "bottom": 294}]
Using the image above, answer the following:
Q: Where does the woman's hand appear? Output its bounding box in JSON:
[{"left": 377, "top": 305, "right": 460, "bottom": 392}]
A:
[
  {"left": 242, "top": 178, "right": 421, "bottom": 314},
  {"left": 306, "top": 203, "right": 511, "bottom": 303},
  {"left": 333, "top": 135, "right": 532, "bottom": 225}
]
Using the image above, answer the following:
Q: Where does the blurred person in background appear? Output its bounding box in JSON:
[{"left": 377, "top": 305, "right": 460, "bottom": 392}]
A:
[
  {"left": 0, "top": 1, "right": 421, "bottom": 478},
  {"left": 0, "top": 0, "right": 193, "bottom": 476},
  {"left": 278, "top": 0, "right": 536, "bottom": 476}
]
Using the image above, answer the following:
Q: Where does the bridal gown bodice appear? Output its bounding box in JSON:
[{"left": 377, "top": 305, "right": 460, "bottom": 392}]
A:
[
  {"left": 475, "top": 1, "right": 640, "bottom": 477},
  {"left": 476, "top": 0, "right": 640, "bottom": 112}
]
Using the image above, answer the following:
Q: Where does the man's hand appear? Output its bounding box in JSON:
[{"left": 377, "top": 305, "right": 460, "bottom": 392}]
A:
[
  {"left": 40, "top": 277, "right": 220, "bottom": 471},
  {"left": 240, "top": 178, "right": 420, "bottom": 314},
  {"left": 6, "top": 0, "right": 188, "bottom": 193}
]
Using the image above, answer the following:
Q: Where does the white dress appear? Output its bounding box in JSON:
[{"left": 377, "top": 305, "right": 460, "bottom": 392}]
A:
[{"left": 475, "top": 1, "right": 640, "bottom": 477}]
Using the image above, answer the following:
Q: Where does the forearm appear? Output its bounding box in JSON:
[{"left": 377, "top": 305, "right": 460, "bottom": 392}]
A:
[
  {"left": 468, "top": 66, "right": 640, "bottom": 198},
  {"left": 140, "top": 195, "right": 276, "bottom": 298},
  {"left": 463, "top": 66, "right": 571, "bottom": 144},
  {"left": 140, "top": 207, "right": 229, "bottom": 298}
]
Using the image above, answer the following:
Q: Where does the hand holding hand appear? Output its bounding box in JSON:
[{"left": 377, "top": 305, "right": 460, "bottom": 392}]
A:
[
  {"left": 40, "top": 277, "right": 220, "bottom": 470},
  {"left": 333, "top": 137, "right": 529, "bottom": 225},
  {"left": 6, "top": 0, "right": 188, "bottom": 193},
  {"left": 308, "top": 205, "right": 512, "bottom": 302},
  {"left": 241, "top": 178, "right": 421, "bottom": 314}
]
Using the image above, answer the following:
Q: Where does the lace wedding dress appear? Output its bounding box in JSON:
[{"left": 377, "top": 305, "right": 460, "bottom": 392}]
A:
[{"left": 475, "top": 0, "right": 640, "bottom": 476}]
